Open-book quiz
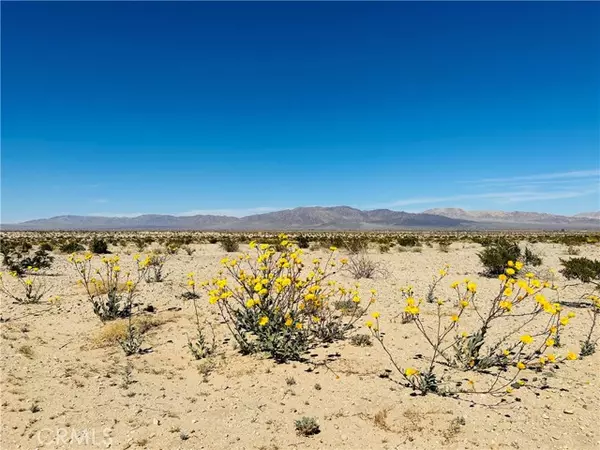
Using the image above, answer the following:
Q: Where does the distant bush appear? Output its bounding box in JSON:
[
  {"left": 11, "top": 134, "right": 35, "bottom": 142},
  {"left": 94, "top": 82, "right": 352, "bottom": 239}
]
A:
[
  {"left": 295, "top": 235, "right": 310, "bottom": 249},
  {"left": 343, "top": 251, "right": 387, "bottom": 279},
  {"left": 523, "top": 246, "right": 542, "bottom": 266},
  {"left": 89, "top": 238, "right": 109, "bottom": 254},
  {"left": 478, "top": 239, "right": 522, "bottom": 276},
  {"left": 39, "top": 242, "right": 53, "bottom": 252},
  {"left": 219, "top": 236, "right": 240, "bottom": 253},
  {"left": 60, "top": 241, "right": 85, "bottom": 254},
  {"left": 397, "top": 236, "right": 420, "bottom": 247}
]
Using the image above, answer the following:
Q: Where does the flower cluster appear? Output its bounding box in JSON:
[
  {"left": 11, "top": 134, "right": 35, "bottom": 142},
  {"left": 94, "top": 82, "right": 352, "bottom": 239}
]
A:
[
  {"left": 69, "top": 252, "right": 150, "bottom": 321},
  {"left": 199, "top": 234, "right": 374, "bottom": 361},
  {"left": 0, "top": 267, "right": 51, "bottom": 304}
]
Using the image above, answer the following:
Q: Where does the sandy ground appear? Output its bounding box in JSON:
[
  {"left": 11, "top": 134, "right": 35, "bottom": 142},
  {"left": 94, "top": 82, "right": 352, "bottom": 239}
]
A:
[{"left": 1, "top": 241, "right": 599, "bottom": 450}]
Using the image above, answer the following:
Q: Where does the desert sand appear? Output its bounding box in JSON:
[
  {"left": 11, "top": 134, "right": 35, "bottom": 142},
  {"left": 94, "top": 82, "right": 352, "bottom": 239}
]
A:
[{"left": 1, "top": 238, "right": 599, "bottom": 450}]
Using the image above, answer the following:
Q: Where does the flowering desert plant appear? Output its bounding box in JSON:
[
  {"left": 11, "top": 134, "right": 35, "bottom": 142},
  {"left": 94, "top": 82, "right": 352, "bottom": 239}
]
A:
[
  {"left": 144, "top": 252, "right": 170, "bottom": 282},
  {"left": 0, "top": 269, "right": 50, "bottom": 304},
  {"left": 69, "top": 252, "right": 150, "bottom": 321},
  {"left": 200, "top": 235, "right": 374, "bottom": 362},
  {"left": 184, "top": 273, "right": 216, "bottom": 360},
  {"left": 368, "top": 261, "right": 581, "bottom": 396}
]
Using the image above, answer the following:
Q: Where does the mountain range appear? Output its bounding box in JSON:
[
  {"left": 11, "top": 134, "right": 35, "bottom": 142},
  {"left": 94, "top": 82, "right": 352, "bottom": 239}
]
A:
[{"left": 2, "top": 206, "right": 599, "bottom": 231}]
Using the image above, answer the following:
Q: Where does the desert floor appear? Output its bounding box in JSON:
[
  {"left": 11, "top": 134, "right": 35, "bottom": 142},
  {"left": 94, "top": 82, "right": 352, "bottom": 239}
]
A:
[{"left": 1, "top": 241, "right": 599, "bottom": 450}]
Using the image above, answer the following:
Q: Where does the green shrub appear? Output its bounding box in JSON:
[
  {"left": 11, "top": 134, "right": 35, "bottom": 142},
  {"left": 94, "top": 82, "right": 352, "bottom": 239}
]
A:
[
  {"left": 39, "top": 242, "right": 53, "bottom": 252},
  {"left": 89, "top": 238, "right": 109, "bottom": 254},
  {"left": 560, "top": 257, "right": 600, "bottom": 287},
  {"left": 0, "top": 240, "right": 54, "bottom": 276},
  {"left": 295, "top": 417, "right": 320, "bottom": 436},
  {"left": 523, "top": 246, "right": 542, "bottom": 266},
  {"left": 60, "top": 241, "right": 85, "bottom": 254},
  {"left": 478, "top": 239, "right": 521, "bottom": 276},
  {"left": 397, "top": 236, "right": 420, "bottom": 247},
  {"left": 296, "top": 235, "right": 310, "bottom": 249}
]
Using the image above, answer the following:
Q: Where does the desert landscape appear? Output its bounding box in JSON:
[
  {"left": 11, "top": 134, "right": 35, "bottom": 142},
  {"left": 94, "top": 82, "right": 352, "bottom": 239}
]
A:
[
  {"left": 1, "top": 230, "right": 599, "bottom": 449},
  {"left": 3, "top": 2, "right": 599, "bottom": 449}
]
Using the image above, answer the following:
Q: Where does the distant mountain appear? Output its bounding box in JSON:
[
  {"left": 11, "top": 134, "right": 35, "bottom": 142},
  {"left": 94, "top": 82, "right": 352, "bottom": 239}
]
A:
[
  {"left": 2, "top": 206, "right": 598, "bottom": 231},
  {"left": 424, "top": 208, "right": 600, "bottom": 227},
  {"left": 2, "top": 207, "right": 471, "bottom": 231},
  {"left": 574, "top": 211, "right": 600, "bottom": 220}
]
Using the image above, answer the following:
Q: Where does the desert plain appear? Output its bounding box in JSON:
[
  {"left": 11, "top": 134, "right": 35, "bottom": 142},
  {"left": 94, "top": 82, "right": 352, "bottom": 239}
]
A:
[{"left": 1, "top": 232, "right": 599, "bottom": 450}]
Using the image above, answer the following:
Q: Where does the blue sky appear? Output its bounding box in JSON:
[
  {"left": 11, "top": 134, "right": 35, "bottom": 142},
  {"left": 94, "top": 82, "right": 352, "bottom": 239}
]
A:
[{"left": 1, "top": 2, "right": 599, "bottom": 223}]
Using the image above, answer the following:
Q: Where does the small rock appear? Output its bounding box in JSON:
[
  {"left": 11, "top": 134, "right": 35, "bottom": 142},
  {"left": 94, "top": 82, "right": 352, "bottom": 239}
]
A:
[
  {"left": 153, "top": 418, "right": 161, "bottom": 426},
  {"left": 563, "top": 410, "right": 574, "bottom": 415}
]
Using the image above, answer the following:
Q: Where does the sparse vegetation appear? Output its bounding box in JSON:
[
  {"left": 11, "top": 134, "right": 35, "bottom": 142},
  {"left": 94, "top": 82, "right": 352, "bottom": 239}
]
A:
[{"left": 295, "top": 416, "right": 320, "bottom": 436}]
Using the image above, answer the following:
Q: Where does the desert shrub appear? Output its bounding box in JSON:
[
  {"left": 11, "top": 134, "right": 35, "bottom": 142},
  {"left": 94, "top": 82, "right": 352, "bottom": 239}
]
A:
[
  {"left": 397, "top": 236, "right": 420, "bottom": 247},
  {"left": 181, "top": 245, "right": 195, "bottom": 256},
  {"left": 295, "top": 417, "right": 320, "bottom": 436},
  {"left": 560, "top": 257, "right": 600, "bottom": 288},
  {"left": 438, "top": 241, "right": 451, "bottom": 253},
  {"left": 523, "top": 246, "right": 542, "bottom": 266},
  {"left": 333, "top": 299, "right": 364, "bottom": 316},
  {"left": 368, "top": 263, "right": 581, "bottom": 396},
  {"left": 343, "top": 237, "right": 368, "bottom": 254},
  {"left": 200, "top": 235, "right": 374, "bottom": 362},
  {"left": 69, "top": 253, "right": 150, "bottom": 321},
  {"left": 0, "top": 240, "right": 54, "bottom": 276},
  {"left": 208, "top": 236, "right": 219, "bottom": 244},
  {"left": 119, "top": 317, "right": 143, "bottom": 356},
  {"left": 379, "top": 243, "right": 390, "bottom": 253},
  {"left": 350, "top": 334, "right": 372, "bottom": 347},
  {"left": 145, "top": 252, "right": 170, "bottom": 282},
  {"left": 39, "top": 242, "right": 53, "bottom": 252},
  {"left": 89, "top": 237, "right": 109, "bottom": 254},
  {"left": 0, "top": 271, "right": 53, "bottom": 304},
  {"left": 566, "top": 246, "right": 580, "bottom": 256},
  {"left": 342, "top": 251, "right": 386, "bottom": 279},
  {"left": 295, "top": 235, "right": 310, "bottom": 249},
  {"left": 478, "top": 239, "right": 521, "bottom": 276},
  {"left": 60, "top": 241, "right": 85, "bottom": 254},
  {"left": 219, "top": 236, "right": 240, "bottom": 253}
]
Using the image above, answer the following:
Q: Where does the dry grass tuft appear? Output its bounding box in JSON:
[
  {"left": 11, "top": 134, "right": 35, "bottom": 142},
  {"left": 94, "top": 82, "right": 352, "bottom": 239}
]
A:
[
  {"left": 374, "top": 408, "right": 391, "bottom": 431},
  {"left": 90, "top": 314, "right": 174, "bottom": 348}
]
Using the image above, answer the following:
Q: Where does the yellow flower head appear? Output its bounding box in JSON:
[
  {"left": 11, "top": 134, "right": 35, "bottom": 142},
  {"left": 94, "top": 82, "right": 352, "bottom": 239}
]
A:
[
  {"left": 506, "top": 268, "right": 515, "bottom": 276},
  {"left": 258, "top": 316, "right": 269, "bottom": 326},
  {"left": 365, "top": 320, "right": 373, "bottom": 328},
  {"left": 566, "top": 351, "right": 578, "bottom": 361},
  {"left": 404, "top": 368, "right": 419, "bottom": 377},
  {"left": 515, "top": 261, "right": 524, "bottom": 270},
  {"left": 545, "top": 338, "right": 555, "bottom": 347},
  {"left": 520, "top": 334, "right": 534, "bottom": 345},
  {"left": 450, "top": 314, "right": 459, "bottom": 323},
  {"left": 372, "top": 312, "right": 380, "bottom": 319},
  {"left": 516, "top": 361, "right": 526, "bottom": 370},
  {"left": 467, "top": 282, "right": 477, "bottom": 293}
]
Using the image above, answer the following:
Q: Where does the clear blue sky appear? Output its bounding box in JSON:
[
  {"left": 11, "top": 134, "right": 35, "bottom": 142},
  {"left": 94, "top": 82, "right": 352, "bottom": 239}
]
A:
[{"left": 2, "top": 2, "right": 599, "bottom": 223}]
